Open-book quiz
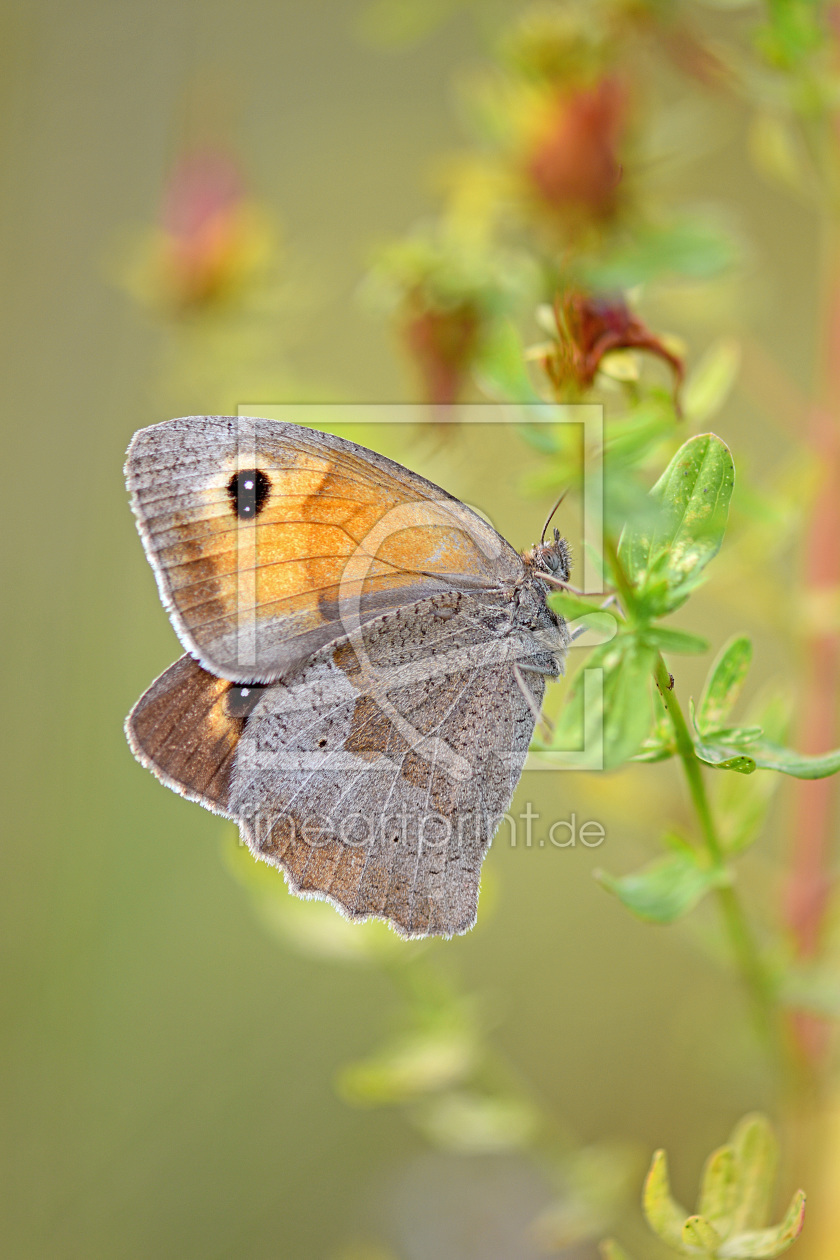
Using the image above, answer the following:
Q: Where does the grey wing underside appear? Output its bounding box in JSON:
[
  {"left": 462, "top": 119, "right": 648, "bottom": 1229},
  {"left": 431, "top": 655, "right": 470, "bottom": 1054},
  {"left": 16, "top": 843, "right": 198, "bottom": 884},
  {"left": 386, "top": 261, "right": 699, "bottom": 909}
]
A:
[{"left": 232, "top": 639, "right": 542, "bottom": 939}]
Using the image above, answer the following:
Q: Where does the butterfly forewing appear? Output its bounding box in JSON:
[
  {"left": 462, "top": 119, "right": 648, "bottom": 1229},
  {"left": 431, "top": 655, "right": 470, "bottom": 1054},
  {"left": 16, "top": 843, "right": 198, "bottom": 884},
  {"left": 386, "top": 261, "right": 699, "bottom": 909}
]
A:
[{"left": 126, "top": 416, "right": 521, "bottom": 682}]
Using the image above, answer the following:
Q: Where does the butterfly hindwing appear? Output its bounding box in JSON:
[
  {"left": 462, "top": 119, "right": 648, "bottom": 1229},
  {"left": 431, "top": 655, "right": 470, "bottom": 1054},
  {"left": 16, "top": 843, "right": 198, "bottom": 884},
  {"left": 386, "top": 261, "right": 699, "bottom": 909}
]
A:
[
  {"left": 125, "top": 653, "right": 267, "bottom": 813},
  {"left": 127, "top": 589, "right": 562, "bottom": 937}
]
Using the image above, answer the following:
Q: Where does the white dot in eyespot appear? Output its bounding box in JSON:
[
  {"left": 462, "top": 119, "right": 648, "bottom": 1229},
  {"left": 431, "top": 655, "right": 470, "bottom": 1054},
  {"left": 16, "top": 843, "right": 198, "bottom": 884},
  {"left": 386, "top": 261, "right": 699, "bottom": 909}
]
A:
[{"left": 244, "top": 479, "right": 254, "bottom": 490}]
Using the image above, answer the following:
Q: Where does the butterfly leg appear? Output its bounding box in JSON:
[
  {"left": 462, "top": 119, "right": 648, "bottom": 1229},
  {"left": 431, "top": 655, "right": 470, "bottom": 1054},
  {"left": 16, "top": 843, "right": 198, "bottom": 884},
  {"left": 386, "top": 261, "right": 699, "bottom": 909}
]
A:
[
  {"left": 512, "top": 662, "right": 554, "bottom": 740},
  {"left": 598, "top": 592, "right": 622, "bottom": 616},
  {"left": 540, "top": 573, "right": 590, "bottom": 597},
  {"left": 566, "top": 592, "right": 624, "bottom": 641}
]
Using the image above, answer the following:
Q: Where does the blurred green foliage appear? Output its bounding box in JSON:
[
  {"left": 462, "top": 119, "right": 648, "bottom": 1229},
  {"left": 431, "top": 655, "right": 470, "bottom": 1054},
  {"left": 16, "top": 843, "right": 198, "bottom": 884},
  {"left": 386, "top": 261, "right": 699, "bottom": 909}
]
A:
[{"left": 637, "top": 1113, "right": 805, "bottom": 1258}]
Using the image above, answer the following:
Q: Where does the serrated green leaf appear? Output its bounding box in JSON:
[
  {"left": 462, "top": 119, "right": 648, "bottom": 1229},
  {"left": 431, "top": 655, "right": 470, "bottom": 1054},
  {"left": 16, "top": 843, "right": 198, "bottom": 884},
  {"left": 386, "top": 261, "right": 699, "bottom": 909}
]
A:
[
  {"left": 748, "top": 740, "right": 840, "bottom": 779},
  {"left": 551, "top": 637, "right": 656, "bottom": 769},
  {"left": 698, "top": 636, "right": 753, "bottom": 733},
  {"left": 719, "top": 1190, "right": 805, "bottom": 1258},
  {"left": 694, "top": 741, "right": 757, "bottom": 774},
  {"left": 619, "top": 434, "right": 735, "bottom": 602},
  {"left": 683, "top": 338, "right": 741, "bottom": 424},
  {"left": 698, "top": 1145, "right": 740, "bottom": 1238},
  {"left": 644, "top": 626, "right": 710, "bottom": 654},
  {"left": 682, "top": 1213, "right": 723, "bottom": 1251},
  {"left": 596, "top": 851, "right": 724, "bottom": 924},
  {"left": 729, "top": 1115, "right": 778, "bottom": 1233},
  {"left": 643, "top": 1150, "right": 689, "bottom": 1248}
]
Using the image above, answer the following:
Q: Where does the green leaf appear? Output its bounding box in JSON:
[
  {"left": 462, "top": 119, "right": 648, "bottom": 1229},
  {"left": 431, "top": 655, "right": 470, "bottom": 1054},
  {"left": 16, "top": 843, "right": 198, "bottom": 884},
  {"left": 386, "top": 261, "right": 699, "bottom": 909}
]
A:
[
  {"left": 551, "top": 636, "right": 656, "bottom": 769},
  {"left": 643, "top": 1150, "right": 689, "bottom": 1248},
  {"left": 644, "top": 626, "right": 710, "bottom": 654},
  {"left": 474, "top": 319, "right": 540, "bottom": 403},
  {"left": 336, "top": 1029, "right": 475, "bottom": 1105},
  {"left": 683, "top": 338, "right": 741, "bottom": 425},
  {"left": 593, "top": 638, "right": 657, "bottom": 770},
  {"left": 604, "top": 400, "right": 678, "bottom": 468},
  {"left": 411, "top": 1090, "right": 538, "bottom": 1154},
  {"left": 619, "top": 434, "right": 735, "bottom": 608},
  {"left": 697, "top": 636, "right": 753, "bottom": 733},
  {"left": 632, "top": 740, "right": 676, "bottom": 763},
  {"left": 549, "top": 591, "right": 618, "bottom": 625},
  {"left": 682, "top": 1213, "right": 723, "bottom": 1251},
  {"left": 596, "top": 851, "right": 725, "bottom": 924},
  {"left": 698, "top": 1145, "right": 740, "bottom": 1238},
  {"left": 694, "top": 741, "right": 757, "bottom": 775},
  {"left": 748, "top": 740, "right": 840, "bottom": 780},
  {"left": 729, "top": 1114, "right": 778, "bottom": 1233},
  {"left": 718, "top": 1190, "right": 805, "bottom": 1258},
  {"left": 701, "top": 726, "right": 764, "bottom": 748},
  {"left": 582, "top": 218, "right": 738, "bottom": 290},
  {"left": 634, "top": 689, "right": 676, "bottom": 762}
]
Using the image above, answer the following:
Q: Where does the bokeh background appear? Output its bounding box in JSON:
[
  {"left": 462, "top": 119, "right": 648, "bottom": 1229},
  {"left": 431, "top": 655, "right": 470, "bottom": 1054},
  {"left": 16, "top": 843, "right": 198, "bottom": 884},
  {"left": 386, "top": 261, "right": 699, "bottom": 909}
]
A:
[{"left": 3, "top": 2, "right": 838, "bottom": 1257}]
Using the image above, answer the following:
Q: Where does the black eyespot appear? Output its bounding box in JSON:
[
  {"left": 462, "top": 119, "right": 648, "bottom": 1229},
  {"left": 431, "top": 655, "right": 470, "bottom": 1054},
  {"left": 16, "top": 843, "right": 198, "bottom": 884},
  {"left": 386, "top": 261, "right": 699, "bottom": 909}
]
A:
[
  {"left": 225, "top": 684, "right": 266, "bottom": 720},
  {"left": 317, "top": 737, "right": 327, "bottom": 748},
  {"left": 227, "top": 469, "right": 271, "bottom": 519}
]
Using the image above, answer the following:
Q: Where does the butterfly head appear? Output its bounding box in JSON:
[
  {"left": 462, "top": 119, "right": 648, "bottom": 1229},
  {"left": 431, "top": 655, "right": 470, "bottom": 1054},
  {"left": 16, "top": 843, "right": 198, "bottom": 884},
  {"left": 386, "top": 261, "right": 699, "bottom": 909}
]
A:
[{"left": 524, "top": 528, "right": 571, "bottom": 584}]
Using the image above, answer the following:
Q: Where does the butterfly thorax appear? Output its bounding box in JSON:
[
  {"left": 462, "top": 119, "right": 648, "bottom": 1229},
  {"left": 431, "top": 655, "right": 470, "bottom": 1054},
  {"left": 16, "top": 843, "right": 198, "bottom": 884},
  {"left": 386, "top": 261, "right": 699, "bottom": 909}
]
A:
[{"left": 511, "top": 527, "right": 571, "bottom": 675}]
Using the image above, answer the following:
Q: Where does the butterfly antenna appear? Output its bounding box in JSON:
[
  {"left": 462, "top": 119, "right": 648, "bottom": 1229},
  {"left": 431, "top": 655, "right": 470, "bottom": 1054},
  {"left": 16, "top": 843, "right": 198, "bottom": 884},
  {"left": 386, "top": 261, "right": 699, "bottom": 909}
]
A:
[{"left": 541, "top": 490, "right": 568, "bottom": 544}]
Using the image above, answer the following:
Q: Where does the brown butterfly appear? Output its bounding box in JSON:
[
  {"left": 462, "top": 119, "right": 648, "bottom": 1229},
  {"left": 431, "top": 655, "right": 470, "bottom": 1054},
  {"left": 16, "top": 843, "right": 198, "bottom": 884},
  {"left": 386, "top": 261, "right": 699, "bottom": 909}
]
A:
[{"left": 125, "top": 416, "right": 571, "bottom": 938}]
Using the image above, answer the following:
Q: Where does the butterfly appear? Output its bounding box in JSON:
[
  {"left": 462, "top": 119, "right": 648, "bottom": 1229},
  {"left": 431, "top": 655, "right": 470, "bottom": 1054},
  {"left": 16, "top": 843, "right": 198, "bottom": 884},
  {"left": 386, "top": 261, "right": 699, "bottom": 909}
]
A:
[{"left": 125, "top": 416, "right": 571, "bottom": 938}]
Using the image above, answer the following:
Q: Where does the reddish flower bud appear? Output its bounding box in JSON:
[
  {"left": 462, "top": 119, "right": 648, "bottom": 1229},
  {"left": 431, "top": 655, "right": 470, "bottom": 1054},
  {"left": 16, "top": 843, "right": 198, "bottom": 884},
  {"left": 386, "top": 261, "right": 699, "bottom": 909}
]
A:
[
  {"left": 526, "top": 78, "right": 626, "bottom": 221},
  {"left": 402, "top": 295, "right": 481, "bottom": 406},
  {"left": 157, "top": 148, "right": 261, "bottom": 311},
  {"left": 545, "top": 289, "right": 683, "bottom": 402}
]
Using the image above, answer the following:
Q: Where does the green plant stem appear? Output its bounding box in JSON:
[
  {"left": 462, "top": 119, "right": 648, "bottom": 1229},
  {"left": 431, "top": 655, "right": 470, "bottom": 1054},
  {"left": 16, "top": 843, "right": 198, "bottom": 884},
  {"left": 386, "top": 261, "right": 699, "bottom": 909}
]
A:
[
  {"left": 602, "top": 535, "right": 637, "bottom": 620},
  {"left": 652, "top": 654, "right": 780, "bottom": 1057}
]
